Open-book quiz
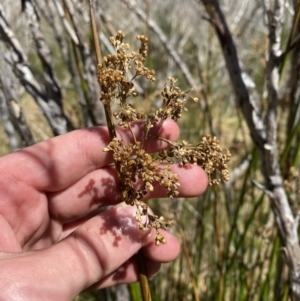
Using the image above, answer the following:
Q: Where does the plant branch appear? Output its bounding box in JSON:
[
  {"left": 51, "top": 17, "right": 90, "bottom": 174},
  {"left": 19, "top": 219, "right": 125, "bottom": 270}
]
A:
[
  {"left": 199, "top": 0, "right": 300, "bottom": 298},
  {"left": 0, "top": 4, "right": 69, "bottom": 135},
  {"left": 89, "top": 0, "right": 102, "bottom": 66},
  {"left": 89, "top": 0, "right": 115, "bottom": 139}
]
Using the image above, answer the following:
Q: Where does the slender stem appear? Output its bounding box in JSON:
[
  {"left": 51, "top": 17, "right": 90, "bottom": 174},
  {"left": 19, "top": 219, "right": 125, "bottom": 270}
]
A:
[
  {"left": 102, "top": 102, "right": 117, "bottom": 140},
  {"left": 89, "top": 0, "right": 102, "bottom": 66},
  {"left": 128, "top": 124, "right": 137, "bottom": 144},
  {"left": 89, "top": 2, "right": 151, "bottom": 300},
  {"left": 137, "top": 252, "right": 152, "bottom": 301},
  {"left": 89, "top": 0, "right": 115, "bottom": 139}
]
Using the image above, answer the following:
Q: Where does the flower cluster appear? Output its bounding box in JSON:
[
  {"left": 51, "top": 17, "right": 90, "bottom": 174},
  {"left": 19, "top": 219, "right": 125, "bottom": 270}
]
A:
[
  {"left": 155, "top": 77, "right": 197, "bottom": 122},
  {"left": 97, "top": 31, "right": 155, "bottom": 108},
  {"left": 103, "top": 138, "right": 178, "bottom": 245},
  {"left": 98, "top": 31, "right": 231, "bottom": 245},
  {"left": 104, "top": 138, "right": 180, "bottom": 201},
  {"left": 158, "top": 135, "right": 231, "bottom": 185},
  {"left": 135, "top": 201, "right": 175, "bottom": 246}
]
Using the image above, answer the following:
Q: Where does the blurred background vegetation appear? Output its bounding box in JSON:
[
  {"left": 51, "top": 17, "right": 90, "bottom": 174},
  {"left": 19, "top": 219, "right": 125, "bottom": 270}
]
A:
[{"left": 0, "top": 0, "right": 300, "bottom": 300}]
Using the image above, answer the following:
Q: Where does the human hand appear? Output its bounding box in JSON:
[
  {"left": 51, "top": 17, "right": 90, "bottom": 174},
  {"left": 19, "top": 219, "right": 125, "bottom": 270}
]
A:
[{"left": 0, "top": 119, "right": 208, "bottom": 301}]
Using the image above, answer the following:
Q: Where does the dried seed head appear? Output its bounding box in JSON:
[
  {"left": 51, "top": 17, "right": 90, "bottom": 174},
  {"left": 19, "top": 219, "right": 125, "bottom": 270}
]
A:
[
  {"left": 155, "top": 232, "right": 167, "bottom": 246},
  {"left": 97, "top": 31, "right": 231, "bottom": 245},
  {"left": 157, "top": 135, "right": 231, "bottom": 185}
]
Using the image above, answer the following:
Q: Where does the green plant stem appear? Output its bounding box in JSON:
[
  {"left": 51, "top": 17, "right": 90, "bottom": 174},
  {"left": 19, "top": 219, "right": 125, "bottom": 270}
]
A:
[{"left": 137, "top": 251, "right": 152, "bottom": 301}]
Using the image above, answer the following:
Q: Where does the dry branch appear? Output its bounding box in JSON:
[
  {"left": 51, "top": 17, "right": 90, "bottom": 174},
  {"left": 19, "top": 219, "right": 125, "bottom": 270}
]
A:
[
  {"left": 57, "top": 0, "right": 106, "bottom": 126},
  {"left": 0, "top": 90, "right": 19, "bottom": 151},
  {"left": 0, "top": 4, "right": 70, "bottom": 136},
  {"left": 0, "top": 42, "right": 34, "bottom": 148},
  {"left": 0, "top": 72, "right": 35, "bottom": 147},
  {"left": 23, "top": 0, "right": 74, "bottom": 132},
  {"left": 199, "top": 0, "right": 300, "bottom": 298},
  {"left": 33, "top": 0, "right": 95, "bottom": 127}
]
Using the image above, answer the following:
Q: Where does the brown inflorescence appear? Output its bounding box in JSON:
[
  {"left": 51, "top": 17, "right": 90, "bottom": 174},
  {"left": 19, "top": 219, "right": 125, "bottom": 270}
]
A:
[
  {"left": 99, "top": 31, "right": 231, "bottom": 245},
  {"left": 158, "top": 135, "right": 231, "bottom": 186}
]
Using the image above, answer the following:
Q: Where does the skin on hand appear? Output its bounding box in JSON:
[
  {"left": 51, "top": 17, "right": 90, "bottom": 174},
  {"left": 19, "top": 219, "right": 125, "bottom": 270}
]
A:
[{"left": 0, "top": 119, "right": 208, "bottom": 301}]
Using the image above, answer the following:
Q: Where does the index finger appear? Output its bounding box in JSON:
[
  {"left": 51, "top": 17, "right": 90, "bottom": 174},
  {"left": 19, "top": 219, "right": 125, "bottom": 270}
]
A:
[{"left": 0, "top": 120, "right": 180, "bottom": 192}]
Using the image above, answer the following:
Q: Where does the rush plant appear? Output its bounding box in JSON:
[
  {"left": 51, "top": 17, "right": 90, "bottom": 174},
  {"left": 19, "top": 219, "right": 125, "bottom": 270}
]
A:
[
  {"left": 96, "top": 29, "right": 230, "bottom": 244},
  {"left": 89, "top": 1, "right": 230, "bottom": 299}
]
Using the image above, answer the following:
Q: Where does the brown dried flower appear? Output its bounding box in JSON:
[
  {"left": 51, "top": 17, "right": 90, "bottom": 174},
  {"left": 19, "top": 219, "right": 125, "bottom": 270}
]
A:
[
  {"left": 158, "top": 135, "right": 231, "bottom": 185},
  {"left": 98, "top": 31, "right": 231, "bottom": 244}
]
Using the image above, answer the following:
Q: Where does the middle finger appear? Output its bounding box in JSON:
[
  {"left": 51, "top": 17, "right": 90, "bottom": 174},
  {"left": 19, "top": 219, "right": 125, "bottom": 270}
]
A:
[{"left": 48, "top": 164, "right": 208, "bottom": 223}]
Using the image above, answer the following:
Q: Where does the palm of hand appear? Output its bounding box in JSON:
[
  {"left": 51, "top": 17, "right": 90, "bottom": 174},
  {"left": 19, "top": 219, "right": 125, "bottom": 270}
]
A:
[{"left": 0, "top": 121, "right": 208, "bottom": 300}]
